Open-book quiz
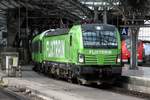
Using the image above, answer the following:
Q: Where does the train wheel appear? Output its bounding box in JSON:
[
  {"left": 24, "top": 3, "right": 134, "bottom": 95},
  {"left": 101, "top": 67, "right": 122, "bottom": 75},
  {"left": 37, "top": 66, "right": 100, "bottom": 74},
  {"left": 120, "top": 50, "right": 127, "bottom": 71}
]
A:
[
  {"left": 77, "top": 77, "right": 87, "bottom": 85},
  {"left": 43, "top": 64, "right": 47, "bottom": 75},
  {"left": 37, "top": 64, "right": 41, "bottom": 73},
  {"left": 67, "top": 77, "right": 73, "bottom": 83},
  {"left": 39, "top": 64, "right": 43, "bottom": 73},
  {"left": 33, "top": 63, "right": 39, "bottom": 72}
]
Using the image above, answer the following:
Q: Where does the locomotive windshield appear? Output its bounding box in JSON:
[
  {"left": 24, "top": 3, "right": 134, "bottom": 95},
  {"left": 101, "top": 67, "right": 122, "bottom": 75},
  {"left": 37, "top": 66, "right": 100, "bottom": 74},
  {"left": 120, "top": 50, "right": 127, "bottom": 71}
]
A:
[{"left": 82, "top": 25, "right": 118, "bottom": 48}]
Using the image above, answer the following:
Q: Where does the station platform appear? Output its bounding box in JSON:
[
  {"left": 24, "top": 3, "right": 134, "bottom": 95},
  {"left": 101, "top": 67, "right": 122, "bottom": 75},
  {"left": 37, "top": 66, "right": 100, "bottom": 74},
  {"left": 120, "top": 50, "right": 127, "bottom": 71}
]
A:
[
  {"left": 0, "top": 65, "right": 149, "bottom": 100},
  {"left": 122, "top": 64, "right": 150, "bottom": 78},
  {"left": 120, "top": 64, "right": 150, "bottom": 94}
]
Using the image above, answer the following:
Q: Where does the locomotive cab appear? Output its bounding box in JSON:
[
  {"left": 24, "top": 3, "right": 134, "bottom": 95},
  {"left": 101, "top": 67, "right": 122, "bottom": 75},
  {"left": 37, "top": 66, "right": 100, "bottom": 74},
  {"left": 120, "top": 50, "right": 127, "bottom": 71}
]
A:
[
  {"left": 68, "top": 24, "right": 122, "bottom": 81},
  {"left": 69, "top": 24, "right": 121, "bottom": 66}
]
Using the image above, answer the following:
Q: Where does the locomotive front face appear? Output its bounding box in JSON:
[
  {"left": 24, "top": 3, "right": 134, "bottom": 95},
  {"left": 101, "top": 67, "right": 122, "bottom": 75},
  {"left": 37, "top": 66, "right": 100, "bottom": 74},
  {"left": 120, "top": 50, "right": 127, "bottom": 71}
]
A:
[{"left": 78, "top": 24, "right": 121, "bottom": 65}]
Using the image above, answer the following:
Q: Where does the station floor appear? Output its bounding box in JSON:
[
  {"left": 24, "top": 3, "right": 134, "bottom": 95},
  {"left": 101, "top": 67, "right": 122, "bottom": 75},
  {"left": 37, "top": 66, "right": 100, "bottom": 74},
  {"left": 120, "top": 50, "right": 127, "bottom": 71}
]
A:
[
  {"left": 122, "top": 64, "right": 150, "bottom": 78},
  {"left": 0, "top": 65, "right": 149, "bottom": 100}
]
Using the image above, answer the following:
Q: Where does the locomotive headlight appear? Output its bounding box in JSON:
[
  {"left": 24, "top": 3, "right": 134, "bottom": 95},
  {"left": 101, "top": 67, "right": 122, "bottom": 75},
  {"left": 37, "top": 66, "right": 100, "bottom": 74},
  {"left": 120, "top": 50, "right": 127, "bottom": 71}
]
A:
[
  {"left": 117, "top": 57, "right": 121, "bottom": 63},
  {"left": 117, "top": 55, "right": 121, "bottom": 63},
  {"left": 78, "top": 54, "right": 84, "bottom": 63}
]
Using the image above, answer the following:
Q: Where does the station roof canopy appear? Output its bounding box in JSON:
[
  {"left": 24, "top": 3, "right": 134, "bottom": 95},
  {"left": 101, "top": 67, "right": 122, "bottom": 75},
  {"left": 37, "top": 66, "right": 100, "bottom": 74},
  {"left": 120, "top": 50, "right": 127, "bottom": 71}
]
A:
[
  {"left": 0, "top": 0, "right": 150, "bottom": 22},
  {"left": 80, "top": 0, "right": 120, "bottom": 11},
  {"left": 0, "top": 0, "right": 94, "bottom": 21}
]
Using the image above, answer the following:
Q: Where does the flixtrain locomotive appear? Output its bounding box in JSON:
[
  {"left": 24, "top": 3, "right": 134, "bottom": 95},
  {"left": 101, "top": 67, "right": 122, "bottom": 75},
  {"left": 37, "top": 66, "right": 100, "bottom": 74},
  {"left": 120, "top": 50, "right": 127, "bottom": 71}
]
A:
[{"left": 32, "top": 24, "right": 122, "bottom": 84}]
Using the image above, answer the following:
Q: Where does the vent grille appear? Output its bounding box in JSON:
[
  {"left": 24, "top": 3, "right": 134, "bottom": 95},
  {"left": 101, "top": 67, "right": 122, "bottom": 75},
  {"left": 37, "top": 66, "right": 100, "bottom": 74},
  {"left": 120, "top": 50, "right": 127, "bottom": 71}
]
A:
[
  {"left": 85, "top": 55, "right": 98, "bottom": 64},
  {"left": 84, "top": 54, "right": 117, "bottom": 64},
  {"left": 104, "top": 55, "right": 116, "bottom": 64}
]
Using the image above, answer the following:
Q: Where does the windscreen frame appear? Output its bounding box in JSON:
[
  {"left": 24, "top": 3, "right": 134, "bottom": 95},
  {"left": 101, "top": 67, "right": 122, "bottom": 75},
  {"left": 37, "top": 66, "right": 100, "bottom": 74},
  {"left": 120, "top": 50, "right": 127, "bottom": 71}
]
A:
[{"left": 81, "top": 24, "right": 118, "bottom": 49}]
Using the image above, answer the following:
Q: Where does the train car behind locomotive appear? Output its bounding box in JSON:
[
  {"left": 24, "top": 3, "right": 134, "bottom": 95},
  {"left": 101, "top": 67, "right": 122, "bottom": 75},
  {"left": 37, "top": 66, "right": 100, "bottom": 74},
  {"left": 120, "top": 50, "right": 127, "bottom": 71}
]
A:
[
  {"left": 121, "top": 36, "right": 145, "bottom": 65},
  {"left": 32, "top": 24, "right": 122, "bottom": 84}
]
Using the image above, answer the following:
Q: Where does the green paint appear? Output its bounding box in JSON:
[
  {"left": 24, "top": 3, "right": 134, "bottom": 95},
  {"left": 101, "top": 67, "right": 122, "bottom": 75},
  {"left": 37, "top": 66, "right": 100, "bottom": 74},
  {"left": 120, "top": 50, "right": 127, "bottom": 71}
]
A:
[{"left": 32, "top": 24, "right": 121, "bottom": 66}]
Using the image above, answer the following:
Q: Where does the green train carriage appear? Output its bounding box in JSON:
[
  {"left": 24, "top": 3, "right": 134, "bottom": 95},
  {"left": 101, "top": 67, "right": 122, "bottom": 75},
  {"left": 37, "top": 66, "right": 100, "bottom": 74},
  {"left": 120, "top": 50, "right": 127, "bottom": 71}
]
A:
[{"left": 32, "top": 24, "right": 122, "bottom": 84}]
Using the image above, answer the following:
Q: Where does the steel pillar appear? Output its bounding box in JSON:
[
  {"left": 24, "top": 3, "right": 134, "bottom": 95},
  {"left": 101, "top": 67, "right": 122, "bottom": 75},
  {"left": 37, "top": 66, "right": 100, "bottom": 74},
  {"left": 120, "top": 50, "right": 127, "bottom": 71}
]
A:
[
  {"left": 94, "top": 7, "right": 99, "bottom": 22},
  {"left": 103, "top": 8, "right": 107, "bottom": 24},
  {"left": 129, "top": 28, "right": 139, "bottom": 69}
]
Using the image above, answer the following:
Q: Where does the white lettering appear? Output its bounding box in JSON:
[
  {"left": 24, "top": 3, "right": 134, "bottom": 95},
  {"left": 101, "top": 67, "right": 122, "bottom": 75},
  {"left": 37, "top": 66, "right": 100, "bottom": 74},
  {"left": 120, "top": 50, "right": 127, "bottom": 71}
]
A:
[
  {"left": 88, "top": 50, "right": 112, "bottom": 55},
  {"left": 48, "top": 40, "right": 65, "bottom": 58}
]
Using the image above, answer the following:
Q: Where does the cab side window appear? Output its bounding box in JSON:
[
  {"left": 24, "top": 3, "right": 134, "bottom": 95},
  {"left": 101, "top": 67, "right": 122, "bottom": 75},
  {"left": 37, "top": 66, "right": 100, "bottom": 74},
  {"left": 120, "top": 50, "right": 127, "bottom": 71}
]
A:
[{"left": 32, "top": 41, "right": 42, "bottom": 53}]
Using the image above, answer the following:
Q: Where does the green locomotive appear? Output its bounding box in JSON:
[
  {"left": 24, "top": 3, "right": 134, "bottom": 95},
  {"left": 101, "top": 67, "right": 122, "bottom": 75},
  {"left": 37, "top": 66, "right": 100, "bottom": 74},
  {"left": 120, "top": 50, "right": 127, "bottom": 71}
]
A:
[{"left": 32, "top": 24, "right": 122, "bottom": 84}]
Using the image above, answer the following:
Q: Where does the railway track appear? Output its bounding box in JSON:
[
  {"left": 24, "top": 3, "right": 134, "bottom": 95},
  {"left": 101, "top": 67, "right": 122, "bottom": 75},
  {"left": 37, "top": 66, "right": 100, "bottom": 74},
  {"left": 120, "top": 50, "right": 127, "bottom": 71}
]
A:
[
  {"left": 1, "top": 67, "right": 148, "bottom": 100},
  {"left": 37, "top": 70, "right": 150, "bottom": 100},
  {"left": 0, "top": 87, "right": 46, "bottom": 100},
  {"left": 90, "top": 79, "right": 150, "bottom": 100},
  {"left": 110, "top": 86, "right": 150, "bottom": 99},
  {"left": 0, "top": 87, "right": 28, "bottom": 100}
]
